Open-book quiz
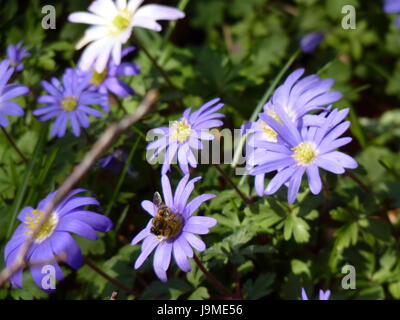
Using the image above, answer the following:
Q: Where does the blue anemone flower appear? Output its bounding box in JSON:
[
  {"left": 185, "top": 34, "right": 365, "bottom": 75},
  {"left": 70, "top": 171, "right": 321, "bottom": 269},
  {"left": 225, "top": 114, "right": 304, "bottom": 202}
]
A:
[
  {"left": 34, "top": 68, "right": 107, "bottom": 138},
  {"left": 4, "top": 189, "right": 113, "bottom": 293},
  {"left": 0, "top": 59, "right": 29, "bottom": 127},
  {"left": 147, "top": 98, "right": 224, "bottom": 174},
  {"left": 249, "top": 107, "right": 358, "bottom": 203}
]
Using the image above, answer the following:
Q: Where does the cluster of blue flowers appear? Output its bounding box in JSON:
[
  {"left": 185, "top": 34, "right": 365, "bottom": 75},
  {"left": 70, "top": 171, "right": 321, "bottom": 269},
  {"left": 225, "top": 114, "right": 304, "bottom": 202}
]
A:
[
  {"left": 244, "top": 68, "right": 358, "bottom": 203},
  {"left": 2, "top": 0, "right": 367, "bottom": 300},
  {"left": 2, "top": 0, "right": 220, "bottom": 294}
]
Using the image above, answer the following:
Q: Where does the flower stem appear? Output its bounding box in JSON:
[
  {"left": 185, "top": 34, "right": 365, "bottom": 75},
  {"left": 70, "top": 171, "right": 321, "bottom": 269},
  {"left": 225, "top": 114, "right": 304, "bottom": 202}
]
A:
[
  {"left": 84, "top": 258, "right": 138, "bottom": 298},
  {"left": 233, "top": 267, "right": 242, "bottom": 299},
  {"left": 82, "top": 127, "right": 95, "bottom": 144},
  {"left": 321, "top": 177, "right": 331, "bottom": 215},
  {"left": 193, "top": 254, "right": 233, "bottom": 298},
  {"left": 133, "top": 36, "right": 177, "bottom": 91},
  {"left": 345, "top": 171, "right": 372, "bottom": 195},
  {"left": 105, "top": 137, "right": 140, "bottom": 215},
  {"left": 213, "top": 164, "right": 252, "bottom": 204},
  {"left": 1, "top": 127, "right": 28, "bottom": 164},
  {"left": 6, "top": 124, "right": 48, "bottom": 238}
]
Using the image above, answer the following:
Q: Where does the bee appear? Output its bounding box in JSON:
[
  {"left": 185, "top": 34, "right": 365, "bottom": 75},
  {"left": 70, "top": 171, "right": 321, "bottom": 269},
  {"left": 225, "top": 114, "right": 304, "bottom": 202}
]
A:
[{"left": 151, "top": 192, "right": 183, "bottom": 240}]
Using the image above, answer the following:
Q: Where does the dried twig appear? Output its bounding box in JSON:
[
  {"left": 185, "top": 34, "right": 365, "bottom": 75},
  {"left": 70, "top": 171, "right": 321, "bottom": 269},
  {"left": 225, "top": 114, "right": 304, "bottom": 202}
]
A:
[
  {"left": 0, "top": 90, "right": 159, "bottom": 287},
  {"left": 213, "top": 164, "right": 252, "bottom": 204},
  {"left": 110, "top": 291, "right": 118, "bottom": 300}
]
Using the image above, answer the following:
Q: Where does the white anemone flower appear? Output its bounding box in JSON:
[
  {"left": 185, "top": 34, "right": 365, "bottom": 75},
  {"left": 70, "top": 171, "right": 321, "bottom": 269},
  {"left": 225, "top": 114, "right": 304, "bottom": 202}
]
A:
[{"left": 68, "top": 0, "right": 185, "bottom": 72}]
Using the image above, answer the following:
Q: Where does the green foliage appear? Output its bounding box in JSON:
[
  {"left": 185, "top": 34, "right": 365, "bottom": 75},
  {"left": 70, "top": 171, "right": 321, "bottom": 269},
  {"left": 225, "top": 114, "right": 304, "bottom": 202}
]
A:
[{"left": 1, "top": 0, "right": 400, "bottom": 301}]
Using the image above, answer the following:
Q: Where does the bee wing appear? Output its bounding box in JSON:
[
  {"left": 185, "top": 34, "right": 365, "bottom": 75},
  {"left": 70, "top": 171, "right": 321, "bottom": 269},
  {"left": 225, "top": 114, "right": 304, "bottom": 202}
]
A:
[{"left": 153, "top": 192, "right": 163, "bottom": 207}]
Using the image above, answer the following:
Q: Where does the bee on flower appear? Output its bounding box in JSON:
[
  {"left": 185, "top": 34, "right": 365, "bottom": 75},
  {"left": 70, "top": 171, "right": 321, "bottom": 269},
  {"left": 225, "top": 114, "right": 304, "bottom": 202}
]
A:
[{"left": 131, "top": 174, "right": 217, "bottom": 282}]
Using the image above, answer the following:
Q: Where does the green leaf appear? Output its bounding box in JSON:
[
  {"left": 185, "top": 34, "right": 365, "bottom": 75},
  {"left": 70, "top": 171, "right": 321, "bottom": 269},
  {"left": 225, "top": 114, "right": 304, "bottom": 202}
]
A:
[
  {"left": 283, "top": 215, "right": 311, "bottom": 243},
  {"left": 243, "top": 273, "right": 275, "bottom": 299},
  {"left": 291, "top": 259, "right": 311, "bottom": 277},
  {"left": 10, "top": 272, "right": 48, "bottom": 300},
  {"left": 75, "top": 236, "right": 106, "bottom": 256},
  {"left": 188, "top": 287, "right": 210, "bottom": 300},
  {"left": 330, "top": 207, "right": 354, "bottom": 222},
  {"left": 362, "top": 219, "right": 392, "bottom": 243},
  {"left": 356, "top": 285, "right": 384, "bottom": 300},
  {"left": 186, "top": 261, "right": 204, "bottom": 288},
  {"left": 334, "top": 222, "right": 358, "bottom": 251},
  {"left": 237, "top": 260, "right": 254, "bottom": 276},
  {"left": 389, "top": 282, "right": 400, "bottom": 299},
  {"left": 142, "top": 279, "right": 192, "bottom": 300}
]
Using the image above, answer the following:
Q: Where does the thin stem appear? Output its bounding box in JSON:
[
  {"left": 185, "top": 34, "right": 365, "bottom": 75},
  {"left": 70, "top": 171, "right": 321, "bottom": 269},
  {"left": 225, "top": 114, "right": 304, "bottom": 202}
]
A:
[
  {"left": 105, "top": 138, "right": 140, "bottom": 215},
  {"left": 84, "top": 258, "right": 138, "bottom": 298},
  {"left": 193, "top": 254, "right": 233, "bottom": 298},
  {"left": 214, "top": 164, "right": 251, "bottom": 204},
  {"left": 162, "top": 0, "right": 190, "bottom": 44},
  {"left": 1, "top": 127, "right": 28, "bottom": 164},
  {"left": 233, "top": 267, "right": 242, "bottom": 299},
  {"left": 6, "top": 124, "right": 48, "bottom": 238},
  {"left": 321, "top": 177, "right": 330, "bottom": 215},
  {"left": 134, "top": 36, "right": 177, "bottom": 90},
  {"left": 345, "top": 171, "right": 372, "bottom": 195},
  {"left": 315, "top": 177, "right": 330, "bottom": 253}
]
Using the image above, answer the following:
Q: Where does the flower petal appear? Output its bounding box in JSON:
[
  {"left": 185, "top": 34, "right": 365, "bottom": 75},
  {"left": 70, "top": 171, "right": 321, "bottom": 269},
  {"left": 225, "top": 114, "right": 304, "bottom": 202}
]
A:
[
  {"left": 50, "top": 231, "right": 83, "bottom": 270},
  {"left": 135, "top": 235, "right": 159, "bottom": 269},
  {"left": 173, "top": 240, "right": 191, "bottom": 272},
  {"left": 184, "top": 232, "right": 206, "bottom": 252}
]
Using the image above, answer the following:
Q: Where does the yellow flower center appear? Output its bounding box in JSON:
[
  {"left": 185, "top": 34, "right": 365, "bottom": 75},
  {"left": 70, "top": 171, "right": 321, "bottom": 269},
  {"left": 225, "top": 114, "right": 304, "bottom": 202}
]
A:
[
  {"left": 90, "top": 68, "right": 108, "bottom": 85},
  {"left": 292, "top": 142, "right": 317, "bottom": 166},
  {"left": 258, "top": 110, "right": 282, "bottom": 142},
  {"left": 24, "top": 210, "right": 59, "bottom": 243},
  {"left": 110, "top": 11, "right": 131, "bottom": 34},
  {"left": 170, "top": 118, "right": 192, "bottom": 143},
  {"left": 267, "top": 110, "right": 281, "bottom": 124},
  {"left": 61, "top": 96, "right": 78, "bottom": 112},
  {"left": 259, "top": 121, "right": 278, "bottom": 142}
]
